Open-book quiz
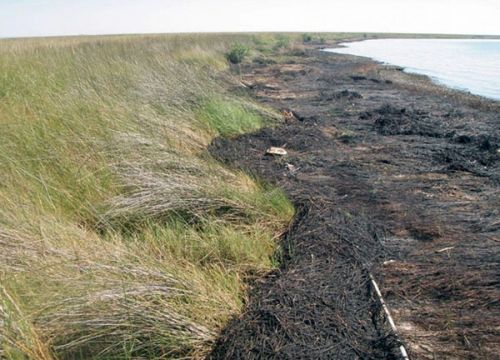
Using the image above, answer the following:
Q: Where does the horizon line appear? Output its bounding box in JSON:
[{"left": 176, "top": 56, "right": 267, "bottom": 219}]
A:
[{"left": 2, "top": 30, "right": 500, "bottom": 41}]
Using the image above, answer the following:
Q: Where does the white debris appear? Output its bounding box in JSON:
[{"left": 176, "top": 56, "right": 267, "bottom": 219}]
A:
[
  {"left": 266, "top": 147, "right": 287, "bottom": 156},
  {"left": 436, "top": 246, "right": 455, "bottom": 253},
  {"left": 286, "top": 163, "right": 298, "bottom": 174}
]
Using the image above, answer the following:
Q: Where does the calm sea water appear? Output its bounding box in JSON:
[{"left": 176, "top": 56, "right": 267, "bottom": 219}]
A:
[{"left": 325, "top": 39, "right": 500, "bottom": 101}]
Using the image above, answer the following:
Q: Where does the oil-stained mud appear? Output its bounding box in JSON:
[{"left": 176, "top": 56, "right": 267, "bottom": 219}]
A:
[{"left": 209, "top": 48, "right": 499, "bottom": 359}]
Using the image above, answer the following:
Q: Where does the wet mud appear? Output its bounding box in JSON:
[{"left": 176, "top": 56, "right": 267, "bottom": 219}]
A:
[{"left": 209, "top": 48, "right": 499, "bottom": 359}]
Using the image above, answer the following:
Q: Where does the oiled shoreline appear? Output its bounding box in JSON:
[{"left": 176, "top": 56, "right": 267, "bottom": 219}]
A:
[{"left": 209, "top": 45, "right": 499, "bottom": 359}]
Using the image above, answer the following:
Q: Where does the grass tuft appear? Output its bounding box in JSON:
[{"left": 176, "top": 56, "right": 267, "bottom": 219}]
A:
[{"left": 197, "top": 98, "right": 263, "bottom": 137}]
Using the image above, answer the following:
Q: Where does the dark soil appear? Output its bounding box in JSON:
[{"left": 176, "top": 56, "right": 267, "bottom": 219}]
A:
[{"left": 209, "top": 48, "right": 500, "bottom": 359}]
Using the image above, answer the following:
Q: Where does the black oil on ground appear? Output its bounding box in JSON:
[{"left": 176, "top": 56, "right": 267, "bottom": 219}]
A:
[{"left": 209, "top": 48, "right": 499, "bottom": 359}]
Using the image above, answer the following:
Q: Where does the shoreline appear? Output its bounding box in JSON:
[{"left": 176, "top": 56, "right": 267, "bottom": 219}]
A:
[
  {"left": 210, "top": 42, "right": 499, "bottom": 359},
  {"left": 1, "top": 33, "right": 497, "bottom": 359},
  {"left": 323, "top": 40, "right": 500, "bottom": 103}
]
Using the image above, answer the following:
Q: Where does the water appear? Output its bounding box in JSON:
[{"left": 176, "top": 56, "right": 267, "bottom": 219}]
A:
[{"left": 324, "top": 39, "right": 500, "bottom": 101}]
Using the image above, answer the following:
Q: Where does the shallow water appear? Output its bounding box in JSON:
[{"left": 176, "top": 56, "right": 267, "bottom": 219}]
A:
[{"left": 325, "top": 39, "right": 500, "bottom": 101}]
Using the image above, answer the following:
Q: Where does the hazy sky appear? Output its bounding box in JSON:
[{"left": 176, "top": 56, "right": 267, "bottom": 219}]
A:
[{"left": 1, "top": 0, "right": 499, "bottom": 38}]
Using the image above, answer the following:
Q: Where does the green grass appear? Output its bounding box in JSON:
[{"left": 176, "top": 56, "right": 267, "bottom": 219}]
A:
[
  {"left": 197, "top": 98, "right": 263, "bottom": 137},
  {"left": 225, "top": 42, "right": 250, "bottom": 64},
  {"left": 0, "top": 34, "right": 294, "bottom": 359}
]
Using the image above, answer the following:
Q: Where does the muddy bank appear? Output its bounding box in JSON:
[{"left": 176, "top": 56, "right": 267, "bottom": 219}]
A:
[{"left": 209, "top": 48, "right": 499, "bottom": 359}]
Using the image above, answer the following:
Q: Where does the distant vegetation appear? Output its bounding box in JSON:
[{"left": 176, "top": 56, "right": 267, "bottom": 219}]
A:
[
  {"left": 225, "top": 42, "right": 249, "bottom": 64},
  {"left": 273, "top": 34, "right": 291, "bottom": 50},
  {"left": 302, "top": 33, "right": 313, "bottom": 43},
  {"left": 0, "top": 33, "right": 298, "bottom": 359}
]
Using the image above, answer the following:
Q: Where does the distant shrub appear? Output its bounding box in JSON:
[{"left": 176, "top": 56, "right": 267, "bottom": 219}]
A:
[
  {"left": 302, "top": 33, "right": 313, "bottom": 43},
  {"left": 273, "top": 35, "right": 290, "bottom": 51},
  {"left": 226, "top": 42, "right": 249, "bottom": 64},
  {"left": 252, "top": 35, "right": 267, "bottom": 46}
]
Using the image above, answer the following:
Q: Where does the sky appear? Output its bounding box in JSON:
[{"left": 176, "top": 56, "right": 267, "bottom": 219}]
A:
[{"left": 0, "top": 0, "right": 499, "bottom": 38}]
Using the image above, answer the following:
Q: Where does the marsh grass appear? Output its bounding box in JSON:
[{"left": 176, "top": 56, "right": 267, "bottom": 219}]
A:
[
  {"left": 197, "top": 98, "right": 263, "bottom": 137},
  {"left": 0, "top": 33, "right": 294, "bottom": 359}
]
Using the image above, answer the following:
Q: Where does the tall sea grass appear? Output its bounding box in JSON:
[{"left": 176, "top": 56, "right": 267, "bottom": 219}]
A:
[{"left": 0, "top": 34, "right": 294, "bottom": 359}]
